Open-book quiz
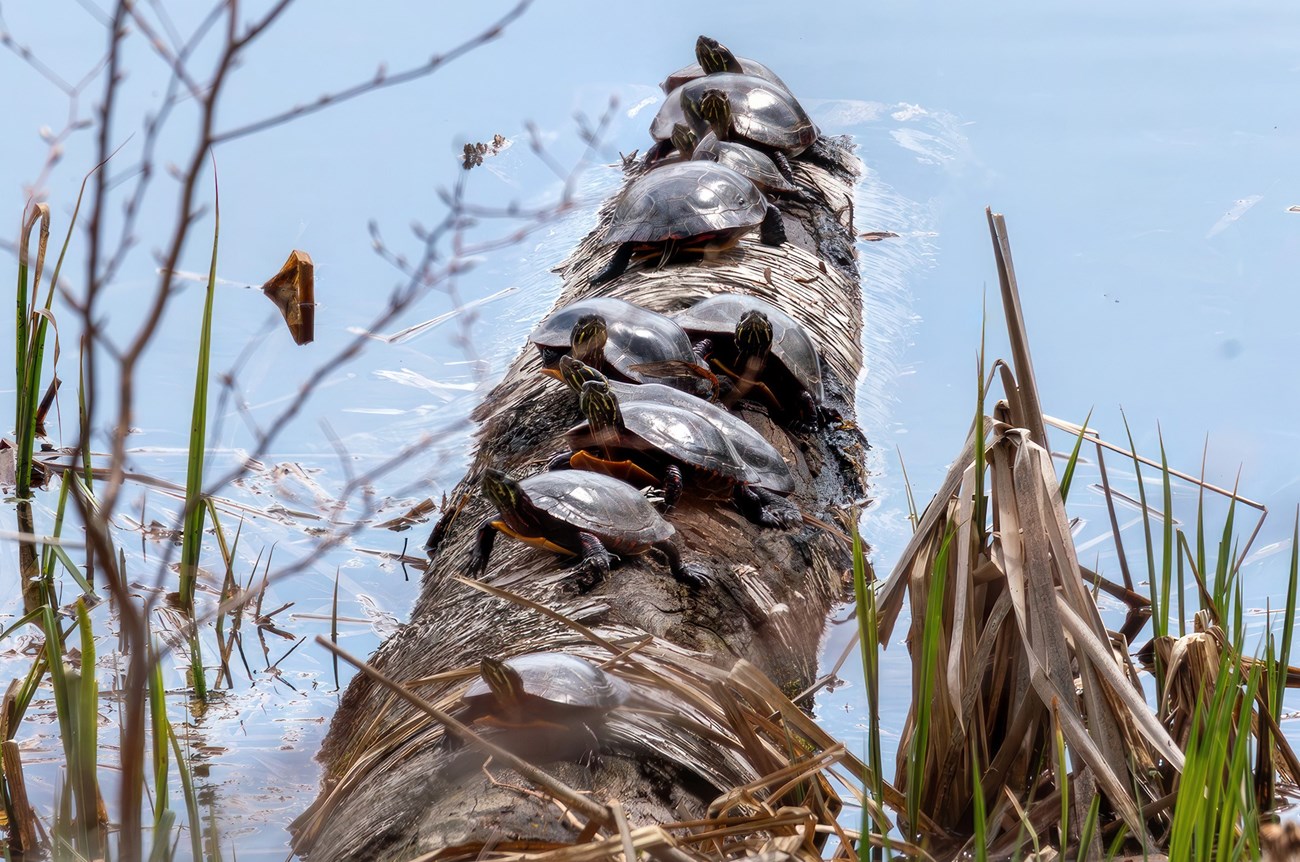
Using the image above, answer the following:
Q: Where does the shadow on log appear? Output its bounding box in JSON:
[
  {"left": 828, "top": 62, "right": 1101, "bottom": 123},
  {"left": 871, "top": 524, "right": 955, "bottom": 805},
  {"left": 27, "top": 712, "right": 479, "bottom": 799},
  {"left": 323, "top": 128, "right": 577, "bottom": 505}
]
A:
[{"left": 292, "top": 136, "right": 869, "bottom": 860}]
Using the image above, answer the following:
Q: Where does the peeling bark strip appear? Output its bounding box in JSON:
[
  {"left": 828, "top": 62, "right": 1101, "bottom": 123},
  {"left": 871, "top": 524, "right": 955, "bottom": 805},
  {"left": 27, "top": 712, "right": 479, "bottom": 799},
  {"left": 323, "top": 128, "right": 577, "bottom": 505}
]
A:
[{"left": 294, "top": 137, "right": 867, "bottom": 860}]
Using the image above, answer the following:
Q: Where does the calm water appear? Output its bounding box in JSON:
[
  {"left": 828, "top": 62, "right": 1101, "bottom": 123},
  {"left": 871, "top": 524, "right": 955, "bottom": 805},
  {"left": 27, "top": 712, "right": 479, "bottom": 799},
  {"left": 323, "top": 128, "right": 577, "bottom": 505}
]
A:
[{"left": 2, "top": 2, "right": 1299, "bottom": 857}]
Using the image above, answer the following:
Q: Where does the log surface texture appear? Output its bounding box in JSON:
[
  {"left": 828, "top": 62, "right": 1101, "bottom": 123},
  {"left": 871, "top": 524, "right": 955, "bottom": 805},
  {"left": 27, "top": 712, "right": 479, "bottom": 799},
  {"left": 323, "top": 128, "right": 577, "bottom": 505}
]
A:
[{"left": 295, "top": 135, "right": 868, "bottom": 861}]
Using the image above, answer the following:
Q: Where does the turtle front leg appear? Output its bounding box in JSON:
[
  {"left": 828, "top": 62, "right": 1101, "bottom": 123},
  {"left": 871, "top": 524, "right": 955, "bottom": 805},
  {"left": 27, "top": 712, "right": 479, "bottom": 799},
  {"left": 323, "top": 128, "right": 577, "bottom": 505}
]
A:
[
  {"left": 662, "top": 464, "right": 684, "bottom": 513},
  {"left": 654, "top": 539, "right": 711, "bottom": 590},
  {"left": 759, "top": 204, "right": 787, "bottom": 246},
  {"left": 642, "top": 139, "right": 674, "bottom": 166},
  {"left": 589, "top": 243, "right": 633, "bottom": 286},
  {"left": 466, "top": 519, "right": 501, "bottom": 576},
  {"left": 572, "top": 531, "right": 612, "bottom": 591},
  {"left": 734, "top": 484, "right": 803, "bottom": 530},
  {"left": 691, "top": 337, "right": 713, "bottom": 362}
]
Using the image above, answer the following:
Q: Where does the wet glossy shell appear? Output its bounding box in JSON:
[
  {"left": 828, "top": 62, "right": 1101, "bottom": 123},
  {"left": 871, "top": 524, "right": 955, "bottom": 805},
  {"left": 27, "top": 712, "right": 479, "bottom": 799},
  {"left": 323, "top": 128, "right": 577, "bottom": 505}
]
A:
[
  {"left": 529, "top": 297, "right": 700, "bottom": 385},
  {"left": 661, "top": 56, "right": 790, "bottom": 95},
  {"left": 462, "top": 652, "right": 630, "bottom": 721},
  {"left": 518, "top": 470, "right": 675, "bottom": 552},
  {"left": 672, "top": 294, "right": 824, "bottom": 403},
  {"left": 692, "top": 132, "right": 800, "bottom": 195},
  {"left": 570, "top": 400, "right": 756, "bottom": 487},
  {"left": 603, "top": 161, "right": 768, "bottom": 246},
  {"left": 653, "top": 73, "right": 817, "bottom": 156},
  {"left": 595, "top": 382, "right": 794, "bottom": 494}
]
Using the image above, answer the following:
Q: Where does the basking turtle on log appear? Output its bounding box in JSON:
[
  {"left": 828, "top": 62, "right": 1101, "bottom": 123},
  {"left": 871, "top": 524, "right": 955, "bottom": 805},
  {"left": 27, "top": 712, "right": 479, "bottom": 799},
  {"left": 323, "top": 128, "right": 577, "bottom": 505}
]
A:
[
  {"left": 452, "top": 653, "right": 631, "bottom": 764},
  {"left": 671, "top": 123, "right": 809, "bottom": 202},
  {"left": 562, "top": 377, "right": 801, "bottom": 529},
  {"left": 672, "top": 292, "right": 826, "bottom": 429},
  {"left": 589, "top": 161, "right": 786, "bottom": 285},
  {"left": 660, "top": 35, "right": 793, "bottom": 95},
  {"left": 528, "top": 296, "right": 710, "bottom": 395},
  {"left": 461, "top": 468, "right": 706, "bottom": 589}
]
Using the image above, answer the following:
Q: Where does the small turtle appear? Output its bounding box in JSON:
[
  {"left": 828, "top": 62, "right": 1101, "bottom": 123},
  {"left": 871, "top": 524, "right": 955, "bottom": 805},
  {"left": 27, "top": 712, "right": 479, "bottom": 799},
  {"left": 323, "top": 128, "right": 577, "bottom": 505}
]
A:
[
  {"left": 467, "top": 468, "right": 705, "bottom": 588},
  {"left": 455, "top": 652, "right": 631, "bottom": 763},
  {"left": 556, "top": 356, "right": 794, "bottom": 496},
  {"left": 528, "top": 297, "right": 709, "bottom": 395},
  {"left": 589, "top": 161, "right": 785, "bottom": 286},
  {"left": 671, "top": 123, "right": 807, "bottom": 200},
  {"left": 564, "top": 378, "right": 801, "bottom": 529},
  {"left": 672, "top": 293, "right": 825, "bottom": 429},
  {"left": 648, "top": 72, "right": 816, "bottom": 166},
  {"left": 660, "top": 35, "right": 792, "bottom": 95}
]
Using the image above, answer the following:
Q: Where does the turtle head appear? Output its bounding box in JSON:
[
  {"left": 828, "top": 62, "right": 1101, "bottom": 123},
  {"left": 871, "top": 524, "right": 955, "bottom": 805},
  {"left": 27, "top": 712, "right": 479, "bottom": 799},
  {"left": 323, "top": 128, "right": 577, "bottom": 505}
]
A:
[
  {"left": 479, "top": 657, "right": 526, "bottom": 713},
  {"left": 699, "top": 88, "right": 733, "bottom": 138},
  {"left": 735, "top": 309, "right": 774, "bottom": 359},
  {"left": 579, "top": 379, "right": 622, "bottom": 434},
  {"left": 570, "top": 313, "right": 608, "bottom": 366},
  {"left": 481, "top": 468, "right": 524, "bottom": 514},
  {"left": 558, "top": 355, "right": 609, "bottom": 393},
  {"left": 670, "top": 122, "right": 698, "bottom": 158},
  {"left": 695, "top": 35, "right": 742, "bottom": 75}
]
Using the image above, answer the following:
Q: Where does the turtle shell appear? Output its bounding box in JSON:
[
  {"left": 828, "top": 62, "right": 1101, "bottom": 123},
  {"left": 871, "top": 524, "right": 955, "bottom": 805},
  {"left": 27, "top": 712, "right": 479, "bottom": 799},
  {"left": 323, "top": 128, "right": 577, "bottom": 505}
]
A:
[
  {"left": 652, "top": 73, "right": 817, "bottom": 156},
  {"left": 529, "top": 297, "right": 701, "bottom": 386},
  {"left": 568, "top": 399, "right": 756, "bottom": 490},
  {"left": 588, "top": 382, "right": 794, "bottom": 494},
  {"left": 672, "top": 294, "right": 824, "bottom": 405},
  {"left": 461, "top": 652, "right": 630, "bottom": 724},
  {"left": 603, "top": 161, "right": 768, "bottom": 247},
  {"left": 517, "top": 470, "right": 675, "bottom": 554},
  {"left": 661, "top": 55, "right": 790, "bottom": 96},
  {"left": 692, "top": 132, "right": 800, "bottom": 195}
]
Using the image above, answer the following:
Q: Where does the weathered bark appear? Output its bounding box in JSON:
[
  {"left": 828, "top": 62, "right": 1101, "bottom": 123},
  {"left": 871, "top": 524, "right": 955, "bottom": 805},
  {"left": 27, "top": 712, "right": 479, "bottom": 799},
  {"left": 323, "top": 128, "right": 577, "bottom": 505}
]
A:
[{"left": 292, "top": 137, "right": 867, "bottom": 861}]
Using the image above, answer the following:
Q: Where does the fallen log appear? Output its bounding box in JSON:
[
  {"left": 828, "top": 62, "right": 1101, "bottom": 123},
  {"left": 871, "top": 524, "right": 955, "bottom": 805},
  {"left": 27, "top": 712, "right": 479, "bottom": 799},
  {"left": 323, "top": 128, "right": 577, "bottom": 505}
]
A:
[{"left": 291, "top": 134, "right": 869, "bottom": 860}]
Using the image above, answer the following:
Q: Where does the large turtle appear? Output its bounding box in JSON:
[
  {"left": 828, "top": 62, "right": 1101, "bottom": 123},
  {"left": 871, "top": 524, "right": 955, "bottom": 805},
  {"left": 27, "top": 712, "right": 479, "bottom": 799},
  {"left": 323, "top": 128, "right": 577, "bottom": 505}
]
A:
[
  {"left": 589, "top": 161, "right": 785, "bottom": 286},
  {"left": 528, "top": 297, "right": 709, "bottom": 395},
  {"left": 556, "top": 356, "right": 793, "bottom": 497},
  {"left": 454, "top": 653, "right": 631, "bottom": 763},
  {"left": 564, "top": 378, "right": 801, "bottom": 529},
  {"left": 648, "top": 72, "right": 816, "bottom": 166},
  {"left": 465, "top": 468, "right": 705, "bottom": 588},
  {"left": 672, "top": 293, "right": 825, "bottom": 429},
  {"left": 660, "top": 35, "right": 792, "bottom": 95}
]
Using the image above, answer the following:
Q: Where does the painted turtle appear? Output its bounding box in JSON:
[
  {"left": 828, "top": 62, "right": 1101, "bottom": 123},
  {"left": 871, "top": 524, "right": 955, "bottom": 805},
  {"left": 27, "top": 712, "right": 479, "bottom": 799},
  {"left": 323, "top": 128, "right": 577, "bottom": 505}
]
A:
[
  {"left": 671, "top": 123, "right": 806, "bottom": 200},
  {"left": 556, "top": 356, "right": 794, "bottom": 498},
  {"left": 648, "top": 73, "right": 816, "bottom": 167},
  {"left": 528, "top": 297, "right": 709, "bottom": 395},
  {"left": 660, "top": 35, "right": 792, "bottom": 95},
  {"left": 467, "top": 468, "right": 705, "bottom": 588},
  {"left": 564, "top": 378, "right": 801, "bottom": 529},
  {"left": 455, "top": 652, "right": 630, "bottom": 763},
  {"left": 589, "top": 161, "right": 786, "bottom": 286},
  {"left": 672, "top": 293, "right": 825, "bottom": 429},
  {"left": 461, "top": 653, "right": 630, "bottom": 729}
]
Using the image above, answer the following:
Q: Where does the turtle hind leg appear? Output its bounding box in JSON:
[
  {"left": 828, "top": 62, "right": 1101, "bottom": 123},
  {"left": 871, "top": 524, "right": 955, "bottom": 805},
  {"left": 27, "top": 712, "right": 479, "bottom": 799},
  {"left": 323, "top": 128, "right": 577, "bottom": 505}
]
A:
[
  {"left": 571, "top": 531, "right": 612, "bottom": 591},
  {"left": 654, "top": 540, "right": 710, "bottom": 590},
  {"left": 771, "top": 150, "right": 796, "bottom": 183},
  {"left": 734, "top": 484, "right": 802, "bottom": 530},
  {"left": 590, "top": 243, "right": 633, "bottom": 286},
  {"left": 759, "top": 205, "right": 787, "bottom": 246}
]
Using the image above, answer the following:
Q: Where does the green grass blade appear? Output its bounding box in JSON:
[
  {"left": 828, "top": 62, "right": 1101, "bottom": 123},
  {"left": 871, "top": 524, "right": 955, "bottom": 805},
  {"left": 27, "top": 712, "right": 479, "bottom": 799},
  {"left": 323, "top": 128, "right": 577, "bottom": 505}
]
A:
[
  {"left": 179, "top": 161, "right": 221, "bottom": 701},
  {"left": 1058, "top": 407, "right": 1093, "bottom": 503},
  {"left": 851, "top": 511, "right": 889, "bottom": 858},
  {"left": 1158, "top": 429, "right": 1174, "bottom": 639},
  {"left": 1274, "top": 508, "right": 1300, "bottom": 722},
  {"left": 167, "top": 720, "right": 204, "bottom": 862},
  {"left": 906, "top": 524, "right": 952, "bottom": 842}
]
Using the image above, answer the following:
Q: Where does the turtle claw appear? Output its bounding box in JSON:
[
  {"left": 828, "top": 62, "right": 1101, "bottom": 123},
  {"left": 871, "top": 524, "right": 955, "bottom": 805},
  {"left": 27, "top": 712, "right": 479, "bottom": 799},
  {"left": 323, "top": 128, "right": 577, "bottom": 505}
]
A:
[
  {"left": 571, "top": 531, "right": 612, "bottom": 591},
  {"left": 674, "top": 563, "right": 713, "bottom": 591},
  {"left": 759, "top": 204, "right": 786, "bottom": 246}
]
